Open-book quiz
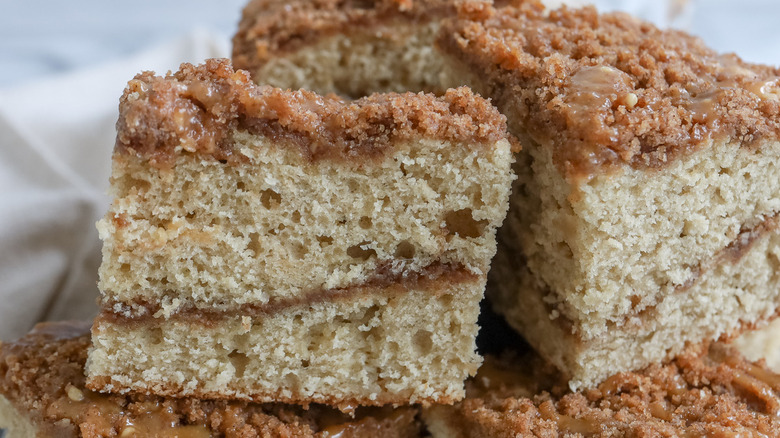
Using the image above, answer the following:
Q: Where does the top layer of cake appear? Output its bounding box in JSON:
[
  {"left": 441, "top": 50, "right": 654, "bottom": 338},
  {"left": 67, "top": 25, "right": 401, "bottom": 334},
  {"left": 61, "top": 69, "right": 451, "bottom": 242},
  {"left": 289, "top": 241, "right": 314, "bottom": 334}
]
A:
[
  {"left": 439, "top": 1, "right": 780, "bottom": 179},
  {"left": 233, "top": 0, "right": 455, "bottom": 73},
  {"left": 117, "top": 59, "right": 509, "bottom": 168}
]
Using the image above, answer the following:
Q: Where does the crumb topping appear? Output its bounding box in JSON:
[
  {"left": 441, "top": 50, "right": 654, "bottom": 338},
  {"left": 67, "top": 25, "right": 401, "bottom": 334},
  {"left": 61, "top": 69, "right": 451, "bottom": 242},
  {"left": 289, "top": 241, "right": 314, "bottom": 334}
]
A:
[
  {"left": 116, "top": 59, "right": 507, "bottom": 168},
  {"left": 233, "top": 0, "right": 454, "bottom": 72},
  {"left": 446, "top": 344, "right": 780, "bottom": 436},
  {"left": 0, "top": 322, "right": 421, "bottom": 438},
  {"left": 439, "top": 1, "right": 780, "bottom": 180}
]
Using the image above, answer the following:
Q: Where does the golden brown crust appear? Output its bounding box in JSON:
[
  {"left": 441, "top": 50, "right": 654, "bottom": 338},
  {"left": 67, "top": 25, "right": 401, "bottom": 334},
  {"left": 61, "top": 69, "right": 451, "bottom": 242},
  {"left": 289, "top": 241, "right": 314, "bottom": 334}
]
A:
[
  {"left": 116, "top": 59, "right": 507, "bottom": 168},
  {"left": 232, "top": 0, "right": 455, "bottom": 74},
  {"left": 441, "top": 345, "right": 780, "bottom": 437},
  {"left": 98, "top": 262, "right": 476, "bottom": 323},
  {"left": 0, "top": 322, "right": 422, "bottom": 438},
  {"left": 439, "top": 1, "right": 780, "bottom": 180}
]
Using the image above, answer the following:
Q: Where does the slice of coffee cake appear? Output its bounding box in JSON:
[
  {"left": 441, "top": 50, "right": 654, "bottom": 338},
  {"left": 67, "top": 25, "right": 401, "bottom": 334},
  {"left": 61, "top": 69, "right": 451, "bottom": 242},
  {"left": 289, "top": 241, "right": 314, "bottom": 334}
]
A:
[
  {"left": 437, "top": 1, "right": 780, "bottom": 390},
  {"left": 87, "top": 59, "right": 514, "bottom": 406},
  {"left": 0, "top": 322, "right": 422, "bottom": 438},
  {"left": 423, "top": 344, "right": 780, "bottom": 437}
]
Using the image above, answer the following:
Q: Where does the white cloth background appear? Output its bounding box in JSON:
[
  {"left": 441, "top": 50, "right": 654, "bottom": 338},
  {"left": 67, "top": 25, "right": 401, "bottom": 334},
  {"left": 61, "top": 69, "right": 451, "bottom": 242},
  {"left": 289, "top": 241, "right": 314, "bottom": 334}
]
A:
[{"left": 1, "top": 0, "right": 778, "bottom": 340}]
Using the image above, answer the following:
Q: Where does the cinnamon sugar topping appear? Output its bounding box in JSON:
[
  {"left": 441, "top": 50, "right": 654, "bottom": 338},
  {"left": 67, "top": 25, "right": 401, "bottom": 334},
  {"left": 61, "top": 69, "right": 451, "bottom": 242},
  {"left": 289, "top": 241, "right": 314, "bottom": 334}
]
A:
[
  {"left": 116, "top": 59, "right": 507, "bottom": 168},
  {"left": 445, "top": 344, "right": 780, "bottom": 436},
  {"left": 440, "top": 1, "right": 780, "bottom": 179}
]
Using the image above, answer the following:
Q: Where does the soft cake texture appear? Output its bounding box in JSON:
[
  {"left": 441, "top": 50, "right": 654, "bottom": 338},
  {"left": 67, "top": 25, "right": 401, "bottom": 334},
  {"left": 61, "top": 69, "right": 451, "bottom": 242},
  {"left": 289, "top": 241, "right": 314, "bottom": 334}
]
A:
[
  {"left": 90, "top": 277, "right": 482, "bottom": 406},
  {"left": 88, "top": 59, "right": 514, "bottom": 405},
  {"left": 423, "top": 344, "right": 780, "bottom": 437},
  {"left": 439, "top": 1, "right": 780, "bottom": 390},
  {"left": 0, "top": 322, "right": 422, "bottom": 438},
  {"left": 735, "top": 318, "right": 780, "bottom": 372},
  {"left": 233, "top": 0, "right": 780, "bottom": 390},
  {"left": 233, "top": 0, "right": 456, "bottom": 97}
]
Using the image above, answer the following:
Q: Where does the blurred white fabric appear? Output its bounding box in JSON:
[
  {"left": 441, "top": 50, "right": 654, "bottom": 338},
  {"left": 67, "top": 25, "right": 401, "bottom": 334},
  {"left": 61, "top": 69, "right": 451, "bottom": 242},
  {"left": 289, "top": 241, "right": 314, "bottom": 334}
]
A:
[
  {"left": 0, "top": 0, "right": 778, "bottom": 340},
  {"left": 0, "top": 31, "right": 229, "bottom": 339}
]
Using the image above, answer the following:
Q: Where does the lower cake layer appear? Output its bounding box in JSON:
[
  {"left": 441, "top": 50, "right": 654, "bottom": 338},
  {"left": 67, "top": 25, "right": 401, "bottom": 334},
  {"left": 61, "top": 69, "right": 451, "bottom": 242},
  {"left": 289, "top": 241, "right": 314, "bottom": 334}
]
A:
[
  {"left": 0, "top": 322, "right": 421, "bottom": 438},
  {"left": 87, "top": 273, "right": 484, "bottom": 406},
  {"left": 490, "top": 215, "right": 780, "bottom": 390},
  {"left": 422, "top": 344, "right": 780, "bottom": 437}
]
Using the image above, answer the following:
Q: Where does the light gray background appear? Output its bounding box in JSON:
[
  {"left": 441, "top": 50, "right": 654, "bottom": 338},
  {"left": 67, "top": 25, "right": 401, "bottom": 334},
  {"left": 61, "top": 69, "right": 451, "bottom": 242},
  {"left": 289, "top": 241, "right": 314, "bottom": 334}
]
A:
[{"left": 2, "top": 0, "right": 780, "bottom": 88}]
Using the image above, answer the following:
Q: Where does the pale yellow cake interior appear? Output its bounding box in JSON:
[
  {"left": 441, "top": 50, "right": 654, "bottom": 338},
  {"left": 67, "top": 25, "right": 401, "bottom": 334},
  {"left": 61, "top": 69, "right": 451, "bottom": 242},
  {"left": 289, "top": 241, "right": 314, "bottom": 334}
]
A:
[
  {"left": 0, "top": 395, "right": 37, "bottom": 438},
  {"left": 98, "top": 134, "right": 513, "bottom": 315},
  {"left": 253, "top": 22, "right": 448, "bottom": 97},
  {"left": 88, "top": 277, "right": 483, "bottom": 406}
]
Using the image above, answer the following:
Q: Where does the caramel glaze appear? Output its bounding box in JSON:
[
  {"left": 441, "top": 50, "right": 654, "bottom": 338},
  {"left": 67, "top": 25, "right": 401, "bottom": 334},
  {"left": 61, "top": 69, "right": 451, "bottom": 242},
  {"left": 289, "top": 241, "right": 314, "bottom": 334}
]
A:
[
  {"left": 0, "top": 322, "right": 422, "bottom": 438},
  {"left": 99, "top": 261, "right": 476, "bottom": 325},
  {"left": 115, "top": 59, "right": 508, "bottom": 169},
  {"left": 447, "top": 345, "right": 780, "bottom": 437},
  {"left": 232, "top": 0, "right": 456, "bottom": 73},
  {"left": 439, "top": 1, "right": 780, "bottom": 181}
]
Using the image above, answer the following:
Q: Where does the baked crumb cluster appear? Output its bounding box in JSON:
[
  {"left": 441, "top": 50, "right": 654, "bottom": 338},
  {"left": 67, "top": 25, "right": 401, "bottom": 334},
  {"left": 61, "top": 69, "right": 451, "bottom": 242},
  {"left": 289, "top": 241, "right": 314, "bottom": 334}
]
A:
[
  {"left": 440, "top": 1, "right": 780, "bottom": 178},
  {"left": 426, "top": 344, "right": 780, "bottom": 436}
]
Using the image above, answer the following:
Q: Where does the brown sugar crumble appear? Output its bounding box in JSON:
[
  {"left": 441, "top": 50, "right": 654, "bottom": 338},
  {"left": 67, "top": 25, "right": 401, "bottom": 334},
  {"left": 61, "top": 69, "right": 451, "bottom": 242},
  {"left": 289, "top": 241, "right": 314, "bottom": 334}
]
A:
[
  {"left": 0, "top": 322, "right": 421, "bottom": 438},
  {"left": 443, "top": 344, "right": 780, "bottom": 436},
  {"left": 439, "top": 1, "right": 780, "bottom": 180},
  {"left": 232, "top": 0, "right": 455, "bottom": 72},
  {"left": 115, "top": 59, "right": 507, "bottom": 168}
]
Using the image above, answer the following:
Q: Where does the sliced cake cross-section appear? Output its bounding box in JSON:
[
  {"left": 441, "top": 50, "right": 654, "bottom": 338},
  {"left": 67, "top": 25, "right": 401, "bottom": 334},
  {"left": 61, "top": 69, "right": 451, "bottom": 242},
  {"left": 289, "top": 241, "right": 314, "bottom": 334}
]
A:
[
  {"left": 87, "top": 59, "right": 515, "bottom": 407},
  {"left": 437, "top": 1, "right": 780, "bottom": 389},
  {"left": 232, "top": 0, "right": 780, "bottom": 391}
]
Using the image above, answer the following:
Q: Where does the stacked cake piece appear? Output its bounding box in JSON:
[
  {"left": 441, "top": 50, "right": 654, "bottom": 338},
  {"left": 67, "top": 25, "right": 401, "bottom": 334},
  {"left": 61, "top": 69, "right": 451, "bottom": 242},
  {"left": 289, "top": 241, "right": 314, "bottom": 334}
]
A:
[
  {"left": 232, "top": 0, "right": 460, "bottom": 97},
  {"left": 439, "top": 1, "right": 780, "bottom": 389},
  {"left": 86, "top": 59, "right": 515, "bottom": 406},
  {"left": 234, "top": 0, "right": 780, "bottom": 390}
]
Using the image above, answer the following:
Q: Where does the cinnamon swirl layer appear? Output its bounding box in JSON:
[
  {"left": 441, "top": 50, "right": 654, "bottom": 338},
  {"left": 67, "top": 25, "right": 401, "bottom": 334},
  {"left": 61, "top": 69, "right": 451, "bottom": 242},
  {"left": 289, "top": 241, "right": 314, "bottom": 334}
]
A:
[{"left": 87, "top": 273, "right": 485, "bottom": 406}]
